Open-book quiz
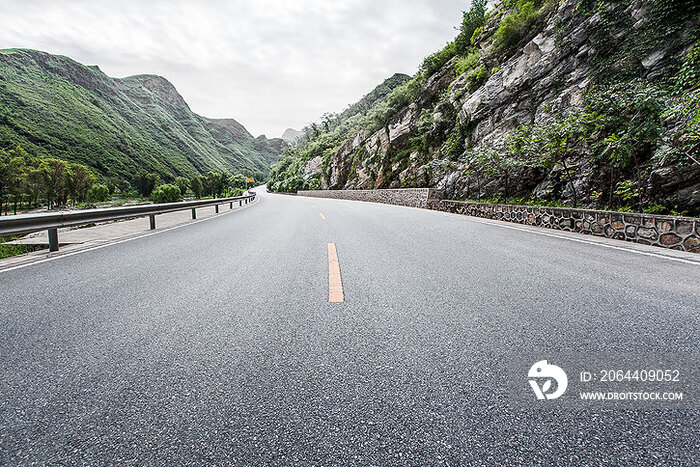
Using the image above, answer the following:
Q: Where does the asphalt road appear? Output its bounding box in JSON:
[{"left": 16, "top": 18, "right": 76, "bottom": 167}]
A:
[{"left": 1, "top": 188, "right": 698, "bottom": 465}]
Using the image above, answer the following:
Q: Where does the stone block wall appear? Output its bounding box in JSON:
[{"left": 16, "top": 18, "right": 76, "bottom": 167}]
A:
[
  {"left": 292, "top": 189, "right": 700, "bottom": 253},
  {"left": 296, "top": 188, "right": 444, "bottom": 209},
  {"left": 433, "top": 200, "right": 700, "bottom": 253}
]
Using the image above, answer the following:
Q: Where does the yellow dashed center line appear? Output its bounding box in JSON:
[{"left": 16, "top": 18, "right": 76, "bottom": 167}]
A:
[
  {"left": 327, "top": 243, "right": 344, "bottom": 303},
  {"left": 319, "top": 212, "right": 326, "bottom": 220}
]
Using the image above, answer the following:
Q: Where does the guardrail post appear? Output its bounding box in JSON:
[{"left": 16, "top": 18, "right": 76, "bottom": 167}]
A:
[
  {"left": 48, "top": 229, "right": 59, "bottom": 252},
  {"left": 0, "top": 195, "right": 261, "bottom": 246}
]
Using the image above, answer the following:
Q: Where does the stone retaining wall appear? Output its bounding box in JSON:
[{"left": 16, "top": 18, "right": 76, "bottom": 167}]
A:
[
  {"left": 433, "top": 200, "right": 700, "bottom": 253},
  {"left": 292, "top": 189, "right": 700, "bottom": 253},
  {"left": 296, "top": 188, "right": 444, "bottom": 209}
]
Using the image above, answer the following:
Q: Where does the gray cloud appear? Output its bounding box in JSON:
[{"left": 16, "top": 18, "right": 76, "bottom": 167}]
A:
[{"left": 0, "top": 0, "right": 467, "bottom": 137}]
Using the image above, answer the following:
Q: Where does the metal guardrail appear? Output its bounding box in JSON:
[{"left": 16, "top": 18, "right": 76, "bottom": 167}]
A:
[{"left": 0, "top": 192, "right": 256, "bottom": 252}]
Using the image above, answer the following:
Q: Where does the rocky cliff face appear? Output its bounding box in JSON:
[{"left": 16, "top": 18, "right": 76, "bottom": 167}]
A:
[
  {"left": 0, "top": 49, "right": 284, "bottom": 180},
  {"left": 284, "top": 0, "right": 700, "bottom": 216}
]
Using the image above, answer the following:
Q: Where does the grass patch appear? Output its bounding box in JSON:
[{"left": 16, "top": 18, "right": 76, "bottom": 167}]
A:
[
  {"left": 0, "top": 237, "right": 46, "bottom": 259},
  {"left": 455, "top": 50, "right": 480, "bottom": 76}
]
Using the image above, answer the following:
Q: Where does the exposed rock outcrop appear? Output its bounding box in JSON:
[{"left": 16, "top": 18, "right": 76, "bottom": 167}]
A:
[{"left": 291, "top": 0, "right": 700, "bottom": 215}]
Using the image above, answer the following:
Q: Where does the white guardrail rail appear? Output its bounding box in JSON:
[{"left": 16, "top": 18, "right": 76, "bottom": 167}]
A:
[{"left": 0, "top": 192, "right": 256, "bottom": 252}]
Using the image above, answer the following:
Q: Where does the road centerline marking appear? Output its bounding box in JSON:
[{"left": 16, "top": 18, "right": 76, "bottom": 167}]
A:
[
  {"left": 319, "top": 212, "right": 326, "bottom": 220},
  {"left": 327, "top": 243, "right": 344, "bottom": 303}
]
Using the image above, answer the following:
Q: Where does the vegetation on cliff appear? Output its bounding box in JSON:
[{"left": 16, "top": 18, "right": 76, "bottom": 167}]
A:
[
  {"left": 268, "top": 73, "right": 411, "bottom": 192},
  {"left": 268, "top": 0, "right": 700, "bottom": 216}
]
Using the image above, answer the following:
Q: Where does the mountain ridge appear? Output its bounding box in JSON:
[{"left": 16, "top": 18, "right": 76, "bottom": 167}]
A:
[
  {"left": 0, "top": 48, "right": 283, "bottom": 181},
  {"left": 281, "top": 128, "right": 303, "bottom": 144}
]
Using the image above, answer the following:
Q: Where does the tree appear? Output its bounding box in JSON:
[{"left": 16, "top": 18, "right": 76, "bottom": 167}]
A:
[
  {"left": 25, "top": 163, "right": 45, "bottom": 210},
  {"left": 67, "top": 163, "right": 96, "bottom": 203},
  {"left": 39, "top": 158, "right": 69, "bottom": 208},
  {"left": 151, "top": 184, "right": 181, "bottom": 203},
  {"left": 203, "top": 171, "right": 231, "bottom": 197},
  {"left": 455, "top": 0, "right": 488, "bottom": 54},
  {"left": 0, "top": 148, "right": 25, "bottom": 215},
  {"left": 174, "top": 177, "right": 190, "bottom": 197},
  {"left": 321, "top": 112, "right": 337, "bottom": 132},
  {"left": 2, "top": 147, "right": 117, "bottom": 213},
  {"left": 203, "top": 171, "right": 219, "bottom": 197},
  {"left": 133, "top": 169, "right": 161, "bottom": 197},
  {"left": 87, "top": 184, "right": 110, "bottom": 202},
  {"left": 218, "top": 171, "right": 232, "bottom": 196},
  {"left": 0, "top": 148, "right": 10, "bottom": 214},
  {"left": 463, "top": 147, "right": 503, "bottom": 200},
  {"left": 190, "top": 176, "right": 203, "bottom": 198},
  {"left": 507, "top": 115, "right": 586, "bottom": 207},
  {"left": 231, "top": 173, "right": 247, "bottom": 190}
]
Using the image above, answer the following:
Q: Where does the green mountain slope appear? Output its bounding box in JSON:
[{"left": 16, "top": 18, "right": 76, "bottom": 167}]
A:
[{"left": 0, "top": 49, "right": 283, "bottom": 181}]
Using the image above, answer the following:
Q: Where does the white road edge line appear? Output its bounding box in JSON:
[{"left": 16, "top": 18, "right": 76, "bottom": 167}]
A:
[
  {"left": 0, "top": 197, "right": 260, "bottom": 274},
  {"left": 464, "top": 216, "right": 700, "bottom": 266},
  {"left": 288, "top": 195, "right": 700, "bottom": 266}
]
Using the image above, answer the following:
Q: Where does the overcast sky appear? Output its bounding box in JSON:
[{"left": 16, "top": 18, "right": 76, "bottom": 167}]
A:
[{"left": 0, "top": 0, "right": 467, "bottom": 138}]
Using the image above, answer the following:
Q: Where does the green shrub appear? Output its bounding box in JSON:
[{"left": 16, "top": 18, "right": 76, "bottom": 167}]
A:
[
  {"left": 308, "top": 175, "right": 322, "bottom": 190},
  {"left": 151, "top": 184, "right": 181, "bottom": 203},
  {"left": 491, "top": 0, "right": 546, "bottom": 57},
  {"left": 586, "top": 81, "right": 666, "bottom": 169},
  {"left": 278, "top": 175, "right": 307, "bottom": 193},
  {"left": 0, "top": 242, "right": 46, "bottom": 259},
  {"left": 190, "top": 176, "right": 203, "bottom": 198},
  {"left": 364, "top": 77, "right": 423, "bottom": 133},
  {"left": 455, "top": 50, "right": 480, "bottom": 76},
  {"left": 420, "top": 42, "right": 457, "bottom": 78},
  {"left": 674, "top": 40, "right": 700, "bottom": 90},
  {"left": 662, "top": 88, "right": 700, "bottom": 165},
  {"left": 86, "top": 184, "right": 110, "bottom": 202},
  {"left": 614, "top": 180, "right": 639, "bottom": 203},
  {"left": 466, "top": 66, "right": 489, "bottom": 92},
  {"left": 582, "top": 0, "right": 700, "bottom": 83},
  {"left": 471, "top": 26, "right": 484, "bottom": 45},
  {"left": 228, "top": 187, "right": 245, "bottom": 197},
  {"left": 643, "top": 204, "right": 668, "bottom": 215},
  {"left": 661, "top": 44, "right": 700, "bottom": 166},
  {"left": 231, "top": 173, "right": 248, "bottom": 189}
]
